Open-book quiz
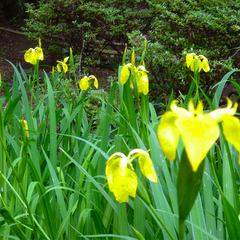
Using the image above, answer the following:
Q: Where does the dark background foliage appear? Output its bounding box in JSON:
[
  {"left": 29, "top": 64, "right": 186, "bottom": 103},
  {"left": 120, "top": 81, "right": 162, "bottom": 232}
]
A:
[{"left": 2, "top": 0, "right": 240, "bottom": 106}]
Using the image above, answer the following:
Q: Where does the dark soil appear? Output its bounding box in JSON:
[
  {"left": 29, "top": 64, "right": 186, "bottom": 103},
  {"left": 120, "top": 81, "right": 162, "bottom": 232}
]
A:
[
  {"left": 0, "top": 15, "right": 36, "bottom": 80},
  {"left": 0, "top": 9, "right": 115, "bottom": 90}
]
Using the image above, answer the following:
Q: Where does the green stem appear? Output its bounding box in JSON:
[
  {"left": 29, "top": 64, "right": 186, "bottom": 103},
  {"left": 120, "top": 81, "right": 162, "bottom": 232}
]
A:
[
  {"left": 149, "top": 204, "right": 175, "bottom": 240},
  {"left": 179, "top": 219, "right": 185, "bottom": 240}
]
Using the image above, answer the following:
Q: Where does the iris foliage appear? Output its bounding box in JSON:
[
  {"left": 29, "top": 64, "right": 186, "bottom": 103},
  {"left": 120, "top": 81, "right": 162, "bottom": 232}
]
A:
[{"left": 0, "top": 40, "right": 240, "bottom": 240}]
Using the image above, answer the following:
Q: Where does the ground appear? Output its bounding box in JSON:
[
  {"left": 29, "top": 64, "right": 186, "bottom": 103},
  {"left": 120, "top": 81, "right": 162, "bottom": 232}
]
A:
[{"left": 0, "top": 11, "right": 115, "bottom": 90}]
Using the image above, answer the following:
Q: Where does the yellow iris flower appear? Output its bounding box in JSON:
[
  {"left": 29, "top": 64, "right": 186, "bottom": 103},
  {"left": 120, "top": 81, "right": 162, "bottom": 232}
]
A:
[
  {"left": 120, "top": 63, "right": 149, "bottom": 95},
  {"left": 157, "top": 98, "right": 239, "bottom": 171},
  {"left": 57, "top": 57, "right": 69, "bottom": 73},
  {"left": 19, "top": 118, "right": 29, "bottom": 137},
  {"left": 79, "top": 75, "right": 98, "bottom": 90},
  {"left": 24, "top": 39, "right": 44, "bottom": 65},
  {"left": 186, "top": 53, "right": 210, "bottom": 72},
  {"left": 106, "top": 149, "right": 157, "bottom": 203}
]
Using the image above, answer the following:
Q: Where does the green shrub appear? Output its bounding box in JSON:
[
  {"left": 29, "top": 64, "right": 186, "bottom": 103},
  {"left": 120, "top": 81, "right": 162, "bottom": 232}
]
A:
[{"left": 23, "top": 0, "right": 240, "bottom": 103}]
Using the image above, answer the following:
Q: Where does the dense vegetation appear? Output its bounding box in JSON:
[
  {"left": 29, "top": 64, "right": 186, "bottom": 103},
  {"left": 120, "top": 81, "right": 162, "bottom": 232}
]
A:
[
  {"left": 0, "top": 1, "right": 240, "bottom": 239},
  {"left": 23, "top": 0, "right": 240, "bottom": 103}
]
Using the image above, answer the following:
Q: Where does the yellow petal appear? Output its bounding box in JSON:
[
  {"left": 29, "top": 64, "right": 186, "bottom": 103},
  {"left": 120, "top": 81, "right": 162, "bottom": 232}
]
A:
[
  {"left": 35, "top": 47, "right": 44, "bottom": 61},
  {"left": 120, "top": 65, "right": 130, "bottom": 85},
  {"left": 63, "top": 57, "right": 69, "bottom": 63},
  {"left": 199, "top": 55, "right": 210, "bottom": 72},
  {"left": 106, "top": 153, "right": 137, "bottom": 203},
  {"left": 130, "top": 150, "right": 157, "bottom": 183},
  {"left": 176, "top": 114, "right": 219, "bottom": 171},
  {"left": 157, "top": 111, "right": 180, "bottom": 161},
  {"left": 89, "top": 75, "right": 98, "bottom": 89},
  {"left": 137, "top": 72, "right": 149, "bottom": 95},
  {"left": 209, "top": 98, "right": 238, "bottom": 121},
  {"left": 24, "top": 48, "right": 37, "bottom": 65},
  {"left": 57, "top": 63, "right": 62, "bottom": 72},
  {"left": 62, "top": 63, "right": 68, "bottom": 73},
  {"left": 196, "top": 100, "right": 204, "bottom": 114},
  {"left": 171, "top": 100, "right": 190, "bottom": 117},
  {"left": 79, "top": 76, "right": 90, "bottom": 90},
  {"left": 19, "top": 119, "right": 29, "bottom": 137},
  {"left": 222, "top": 115, "right": 240, "bottom": 163},
  {"left": 186, "top": 53, "right": 197, "bottom": 70}
]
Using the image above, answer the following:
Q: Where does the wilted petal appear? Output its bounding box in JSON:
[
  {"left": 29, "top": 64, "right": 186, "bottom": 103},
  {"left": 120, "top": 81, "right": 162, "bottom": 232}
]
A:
[
  {"left": 130, "top": 150, "right": 157, "bottom": 183},
  {"left": 222, "top": 115, "right": 240, "bottom": 163},
  {"left": 89, "top": 75, "right": 98, "bottom": 89},
  {"left": 106, "top": 152, "right": 137, "bottom": 203},
  {"left": 157, "top": 111, "right": 180, "bottom": 161}
]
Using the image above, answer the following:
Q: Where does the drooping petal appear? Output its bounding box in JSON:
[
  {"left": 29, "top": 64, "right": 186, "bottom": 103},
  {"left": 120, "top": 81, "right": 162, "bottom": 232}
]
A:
[
  {"left": 120, "top": 65, "right": 130, "bottom": 85},
  {"left": 79, "top": 76, "right": 90, "bottom": 90},
  {"left": 222, "top": 115, "right": 240, "bottom": 163},
  {"left": 106, "top": 153, "right": 137, "bottom": 203},
  {"left": 89, "top": 75, "right": 98, "bottom": 89},
  {"left": 62, "top": 63, "right": 68, "bottom": 73},
  {"left": 186, "top": 53, "right": 197, "bottom": 72},
  {"left": 186, "top": 53, "right": 196, "bottom": 69},
  {"left": 209, "top": 98, "right": 238, "bottom": 121},
  {"left": 24, "top": 48, "right": 37, "bottom": 65},
  {"left": 176, "top": 114, "right": 219, "bottom": 171},
  {"left": 157, "top": 111, "right": 180, "bottom": 161},
  {"left": 199, "top": 55, "right": 210, "bottom": 72},
  {"left": 35, "top": 47, "right": 44, "bottom": 61},
  {"left": 57, "top": 62, "right": 62, "bottom": 72},
  {"left": 195, "top": 56, "right": 202, "bottom": 72},
  {"left": 136, "top": 153, "right": 157, "bottom": 183},
  {"left": 137, "top": 72, "right": 149, "bottom": 95}
]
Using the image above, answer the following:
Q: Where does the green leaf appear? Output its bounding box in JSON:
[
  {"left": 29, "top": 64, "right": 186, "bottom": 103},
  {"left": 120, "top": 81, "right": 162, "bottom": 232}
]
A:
[
  {"left": 221, "top": 194, "right": 240, "bottom": 240},
  {"left": 177, "top": 149, "right": 205, "bottom": 222},
  {"left": 0, "top": 208, "right": 29, "bottom": 240}
]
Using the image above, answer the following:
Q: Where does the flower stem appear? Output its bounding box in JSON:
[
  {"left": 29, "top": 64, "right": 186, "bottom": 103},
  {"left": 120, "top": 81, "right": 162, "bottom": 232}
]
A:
[{"left": 179, "top": 219, "right": 185, "bottom": 240}]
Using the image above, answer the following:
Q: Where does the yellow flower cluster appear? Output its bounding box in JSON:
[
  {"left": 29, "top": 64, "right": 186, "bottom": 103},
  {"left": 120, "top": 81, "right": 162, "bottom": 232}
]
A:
[
  {"left": 186, "top": 53, "right": 210, "bottom": 72},
  {"left": 24, "top": 39, "right": 44, "bottom": 65},
  {"left": 79, "top": 75, "right": 98, "bottom": 91},
  {"left": 120, "top": 59, "right": 149, "bottom": 95},
  {"left": 158, "top": 98, "right": 239, "bottom": 171},
  {"left": 106, "top": 149, "right": 157, "bottom": 203},
  {"left": 57, "top": 57, "right": 69, "bottom": 73}
]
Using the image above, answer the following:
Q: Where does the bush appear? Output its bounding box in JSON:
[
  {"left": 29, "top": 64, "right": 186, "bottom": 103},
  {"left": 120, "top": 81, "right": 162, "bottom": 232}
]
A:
[{"left": 23, "top": 0, "right": 240, "bottom": 102}]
